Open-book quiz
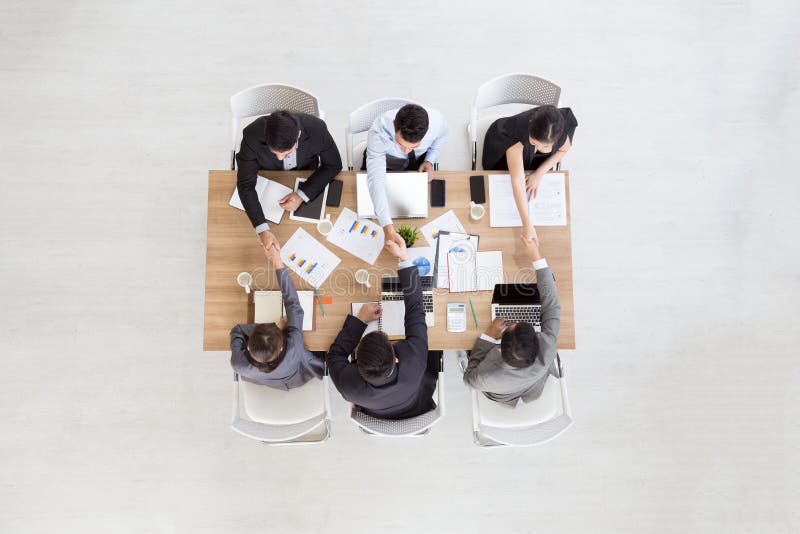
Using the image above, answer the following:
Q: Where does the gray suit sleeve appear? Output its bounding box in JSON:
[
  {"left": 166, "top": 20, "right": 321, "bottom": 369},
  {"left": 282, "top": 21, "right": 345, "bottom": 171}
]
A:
[
  {"left": 230, "top": 324, "right": 256, "bottom": 371},
  {"left": 462, "top": 337, "right": 497, "bottom": 391},
  {"left": 536, "top": 266, "right": 561, "bottom": 345},
  {"left": 277, "top": 268, "right": 303, "bottom": 331}
]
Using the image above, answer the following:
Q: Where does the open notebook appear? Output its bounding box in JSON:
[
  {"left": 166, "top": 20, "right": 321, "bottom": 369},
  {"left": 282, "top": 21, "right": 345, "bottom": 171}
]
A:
[
  {"left": 254, "top": 290, "right": 314, "bottom": 331},
  {"left": 229, "top": 177, "right": 293, "bottom": 224},
  {"left": 351, "top": 301, "right": 405, "bottom": 339}
]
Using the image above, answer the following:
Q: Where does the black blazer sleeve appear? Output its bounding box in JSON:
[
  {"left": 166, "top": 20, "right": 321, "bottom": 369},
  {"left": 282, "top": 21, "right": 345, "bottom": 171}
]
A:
[
  {"left": 298, "top": 117, "right": 342, "bottom": 202},
  {"left": 235, "top": 120, "right": 268, "bottom": 228},
  {"left": 398, "top": 266, "right": 428, "bottom": 361},
  {"left": 326, "top": 315, "right": 369, "bottom": 399}
]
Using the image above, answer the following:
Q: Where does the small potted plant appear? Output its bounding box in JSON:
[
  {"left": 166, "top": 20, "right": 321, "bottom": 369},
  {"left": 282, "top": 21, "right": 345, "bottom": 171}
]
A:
[{"left": 397, "top": 225, "right": 420, "bottom": 248}]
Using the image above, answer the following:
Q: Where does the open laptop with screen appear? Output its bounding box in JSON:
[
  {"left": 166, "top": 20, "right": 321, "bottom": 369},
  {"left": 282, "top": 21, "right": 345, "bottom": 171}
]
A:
[
  {"left": 490, "top": 283, "right": 542, "bottom": 332},
  {"left": 356, "top": 172, "right": 429, "bottom": 219}
]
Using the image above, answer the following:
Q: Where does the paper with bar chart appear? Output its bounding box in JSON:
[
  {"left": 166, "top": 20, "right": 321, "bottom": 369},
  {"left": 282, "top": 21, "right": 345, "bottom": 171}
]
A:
[
  {"left": 326, "top": 208, "right": 384, "bottom": 265},
  {"left": 280, "top": 228, "right": 341, "bottom": 288}
]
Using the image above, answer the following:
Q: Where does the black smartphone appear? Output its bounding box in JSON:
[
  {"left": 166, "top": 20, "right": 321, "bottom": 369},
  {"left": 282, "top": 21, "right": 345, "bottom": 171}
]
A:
[
  {"left": 325, "top": 179, "right": 343, "bottom": 207},
  {"left": 430, "top": 179, "right": 446, "bottom": 207},
  {"left": 470, "top": 175, "right": 486, "bottom": 204}
]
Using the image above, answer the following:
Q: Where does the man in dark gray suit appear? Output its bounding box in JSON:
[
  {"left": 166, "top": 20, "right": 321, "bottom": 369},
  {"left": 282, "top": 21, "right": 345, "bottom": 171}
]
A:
[
  {"left": 230, "top": 242, "right": 323, "bottom": 390},
  {"left": 327, "top": 239, "right": 439, "bottom": 419},
  {"left": 463, "top": 235, "right": 560, "bottom": 405}
]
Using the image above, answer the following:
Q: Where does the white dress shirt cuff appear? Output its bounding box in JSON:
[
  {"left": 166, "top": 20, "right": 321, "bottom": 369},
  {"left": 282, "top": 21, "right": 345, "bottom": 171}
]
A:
[
  {"left": 296, "top": 189, "right": 310, "bottom": 203},
  {"left": 254, "top": 222, "right": 270, "bottom": 234},
  {"left": 480, "top": 333, "right": 501, "bottom": 344},
  {"left": 532, "top": 258, "right": 548, "bottom": 270},
  {"left": 397, "top": 260, "right": 413, "bottom": 269}
]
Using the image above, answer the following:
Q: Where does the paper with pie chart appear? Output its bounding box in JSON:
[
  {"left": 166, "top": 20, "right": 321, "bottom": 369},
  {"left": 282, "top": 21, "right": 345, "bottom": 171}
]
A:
[
  {"left": 326, "top": 208, "right": 385, "bottom": 265},
  {"left": 280, "top": 227, "right": 341, "bottom": 288},
  {"left": 407, "top": 246, "right": 435, "bottom": 276},
  {"left": 432, "top": 231, "right": 479, "bottom": 289}
]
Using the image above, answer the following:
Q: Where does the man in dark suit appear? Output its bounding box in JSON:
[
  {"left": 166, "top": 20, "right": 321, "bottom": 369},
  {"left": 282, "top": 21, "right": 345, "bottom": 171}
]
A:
[
  {"left": 236, "top": 110, "right": 343, "bottom": 250},
  {"left": 327, "top": 239, "right": 440, "bottom": 419}
]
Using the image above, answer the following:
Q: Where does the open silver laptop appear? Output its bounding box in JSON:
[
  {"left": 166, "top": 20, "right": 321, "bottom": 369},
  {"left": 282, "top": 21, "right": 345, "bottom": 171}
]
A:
[
  {"left": 490, "top": 283, "right": 542, "bottom": 332},
  {"left": 356, "top": 172, "right": 429, "bottom": 219},
  {"left": 381, "top": 275, "right": 435, "bottom": 327}
]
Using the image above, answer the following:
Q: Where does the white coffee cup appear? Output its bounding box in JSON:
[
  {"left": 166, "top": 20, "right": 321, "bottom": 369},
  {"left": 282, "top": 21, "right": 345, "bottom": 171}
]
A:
[
  {"left": 470, "top": 201, "right": 486, "bottom": 221},
  {"left": 317, "top": 214, "right": 333, "bottom": 235},
  {"left": 236, "top": 272, "right": 253, "bottom": 294},
  {"left": 355, "top": 269, "right": 371, "bottom": 288}
]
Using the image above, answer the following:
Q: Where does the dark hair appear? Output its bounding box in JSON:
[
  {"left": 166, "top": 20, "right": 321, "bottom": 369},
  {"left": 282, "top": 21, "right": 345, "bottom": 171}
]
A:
[
  {"left": 264, "top": 111, "right": 300, "bottom": 152},
  {"left": 500, "top": 323, "right": 539, "bottom": 368},
  {"left": 528, "top": 105, "right": 564, "bottom": 143},
  {"left": 394, "top": 104, "right": 429, "bottom": 143},
  {"left": 356, "top": 332, "right": 395, "bottom": 382},
  {"left": 246, "top": 323, "right": 285, "bottom": 372}
]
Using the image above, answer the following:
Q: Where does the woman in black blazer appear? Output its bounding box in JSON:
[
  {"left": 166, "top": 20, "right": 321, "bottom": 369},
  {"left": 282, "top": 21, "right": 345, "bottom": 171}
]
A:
[{"left": 482, "top": 105, "right": 577, "bottom": 240}]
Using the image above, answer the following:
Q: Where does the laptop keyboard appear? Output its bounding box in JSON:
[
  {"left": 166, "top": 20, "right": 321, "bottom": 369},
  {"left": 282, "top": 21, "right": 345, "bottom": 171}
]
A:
[
  {"left": 382, "top": 292, "right": 434, "bottom": 313},
  {"left": 493, "top": 305, "right": 542, "bottom": 327}
]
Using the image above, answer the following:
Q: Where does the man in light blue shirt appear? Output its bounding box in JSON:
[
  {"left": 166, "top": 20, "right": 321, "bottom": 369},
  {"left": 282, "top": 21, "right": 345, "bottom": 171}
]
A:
[{"left": 364, "top": 104, "right": 449, "bottom": 247}]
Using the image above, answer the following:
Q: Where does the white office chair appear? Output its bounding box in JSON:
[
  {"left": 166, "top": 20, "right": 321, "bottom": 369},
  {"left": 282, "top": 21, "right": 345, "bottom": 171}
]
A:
[
  {"left": 468, "top": 73, "right": 561, "bottom": 170},
  {"left": 470, "top": 354, "right": 573, "bottom": 447},
  {"left": 350, "top": 362, "right": 445, "bottom": 437},
  {"left": 231, "top": 373, "right": 331, "bottom": 445},
  {"left": 345, "top": 97, "right": 422, "bottom": 171},
  {"left": 229, "top": 83, "right": 325, "bottom": 170}
]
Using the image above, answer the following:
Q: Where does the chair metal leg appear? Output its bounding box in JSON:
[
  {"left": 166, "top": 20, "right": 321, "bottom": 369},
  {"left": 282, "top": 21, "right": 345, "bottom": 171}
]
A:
[{"left": 230, "top": 149, "right": 236, "bottom": 170}]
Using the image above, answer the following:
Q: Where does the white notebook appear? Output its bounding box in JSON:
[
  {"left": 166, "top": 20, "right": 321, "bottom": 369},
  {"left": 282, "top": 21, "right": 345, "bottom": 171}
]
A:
[
  {"left": 351, "top": 301, "right": 406, "bottom": 338},
  {"left": 229, "top": 177, "right": 294, "bottom": 225},
  {"left": 447, "top": 250, "right": 504, "bottom": 292},
  {"left": 254, "top": 290, "right": 314, "bottom": 331}
]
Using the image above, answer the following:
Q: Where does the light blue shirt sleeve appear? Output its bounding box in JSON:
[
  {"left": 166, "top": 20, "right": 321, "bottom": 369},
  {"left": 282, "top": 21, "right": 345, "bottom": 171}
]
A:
[
  {"left": 366, "top": 113, "right": 396, "bottom": 227},
  {"left": 422, "top": 109, "right": 448, "bottom": 165}
]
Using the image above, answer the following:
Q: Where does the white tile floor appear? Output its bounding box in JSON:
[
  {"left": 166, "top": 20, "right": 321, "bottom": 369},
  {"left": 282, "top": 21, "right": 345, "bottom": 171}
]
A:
[{"left": 1, "top": 1, "right": 799, "bottom": 532}]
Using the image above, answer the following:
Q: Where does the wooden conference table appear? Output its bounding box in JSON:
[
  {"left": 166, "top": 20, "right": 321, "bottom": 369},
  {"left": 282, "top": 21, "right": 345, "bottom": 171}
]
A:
[{"left": 203, "top": 170, "right": 575, "bottom": 351}]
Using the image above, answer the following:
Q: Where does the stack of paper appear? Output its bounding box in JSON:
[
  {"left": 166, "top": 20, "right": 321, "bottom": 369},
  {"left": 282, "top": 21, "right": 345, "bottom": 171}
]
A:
[
  {"left": 488, "top": 173, "right": 567, "bottom": 227},
  {"left": 229, "top": 177, "right": 294, "bottom": 224}
]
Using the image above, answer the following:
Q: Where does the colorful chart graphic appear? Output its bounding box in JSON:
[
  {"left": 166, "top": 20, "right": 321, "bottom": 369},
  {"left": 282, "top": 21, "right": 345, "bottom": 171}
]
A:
[
  {"left": 288, "top": 253, "right": 318, "bottom": 275},
  {"left": 348, "top": 220, "right": 378, "bottom": 238}
]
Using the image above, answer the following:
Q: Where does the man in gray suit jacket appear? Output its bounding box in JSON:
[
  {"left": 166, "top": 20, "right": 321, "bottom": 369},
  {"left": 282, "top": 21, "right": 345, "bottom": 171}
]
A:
[
  {"left": 230, "top": 243, "right": 323, "bottom": 390},
  {"left": 463, "top": 235, "right": 560, "bottom": 405}
]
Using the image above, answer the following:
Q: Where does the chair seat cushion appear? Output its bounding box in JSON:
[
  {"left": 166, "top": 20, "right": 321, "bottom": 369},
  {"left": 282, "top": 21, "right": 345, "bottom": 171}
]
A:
[
  {"left": 241, "top": 379, "right": 325, "bottom": 424},
  {"left": 476, "top": 375, "right": 563, "bottom": 428}
]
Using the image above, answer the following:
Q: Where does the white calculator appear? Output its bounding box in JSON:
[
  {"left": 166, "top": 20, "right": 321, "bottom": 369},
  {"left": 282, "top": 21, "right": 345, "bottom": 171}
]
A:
[{"left": 447, "top": 303, "right": 467, "bottom": 333}]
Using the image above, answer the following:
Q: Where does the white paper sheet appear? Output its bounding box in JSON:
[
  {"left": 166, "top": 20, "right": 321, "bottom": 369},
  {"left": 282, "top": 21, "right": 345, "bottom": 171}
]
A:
[
  {"left": 407, "top": 246, "right": 436, "bottom": 276},
  {"left": 488, "top": 173, "right": 567, "bottom": 227},
  {"left": 419, "top": 209, "right": 466, "bottom": 246},
  {"left": 280, "top": 228, "right": 341, "bottom": 289},
  {"left": 326, "top": 208, "right": 385, "bottom": 265},
  {"left": 229, "top": 177, "right": 293, "bottom": 225},
  {"left": 447, "top": 250, "right": 504, "bottom": 292},
  {"left": 378, "top": 300, "right": 406, "bottom": 337},
  {"left": 433, "top": 232, "right": 479, "bottom": 289}
]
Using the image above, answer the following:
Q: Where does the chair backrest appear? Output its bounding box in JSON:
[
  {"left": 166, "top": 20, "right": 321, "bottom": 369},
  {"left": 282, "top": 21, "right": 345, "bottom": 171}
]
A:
[
  {"left": 350, "top": 371, "right": 445, "bottom": 436},
  {"left": 469, "top": 73, "right": 561, "bottom": 170},
  {"left": 231, "top": 373, "right": 331, "bottom": 444},
  {"left": 345, "top": 97, "right": 420, "bottom": 170},
  {"left": 471, "top": 356, "right": 573, "bottom": 447},
  {"left": 229, "top": 83, "right": 323, "bottom": 169}
]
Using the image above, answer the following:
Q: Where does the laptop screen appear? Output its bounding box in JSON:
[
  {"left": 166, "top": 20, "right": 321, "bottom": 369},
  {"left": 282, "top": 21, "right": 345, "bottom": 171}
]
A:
[{"left": 491, "top": 283, "right": 540, "bottom": 304}]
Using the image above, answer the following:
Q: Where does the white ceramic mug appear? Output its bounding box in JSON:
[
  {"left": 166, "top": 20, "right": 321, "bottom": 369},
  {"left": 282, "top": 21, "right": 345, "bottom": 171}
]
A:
[
  {"left": 236, "top": 271, "right": 253, "bottom": 294},
  {"left": 355, "top": 269, "right": 371, "bottom": 288},
  {"left": 316, "top": 214, "right": 333, "bottom": 235},
  {"left": 470, "top": 201, "right": 486, "bottom": 221}
]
